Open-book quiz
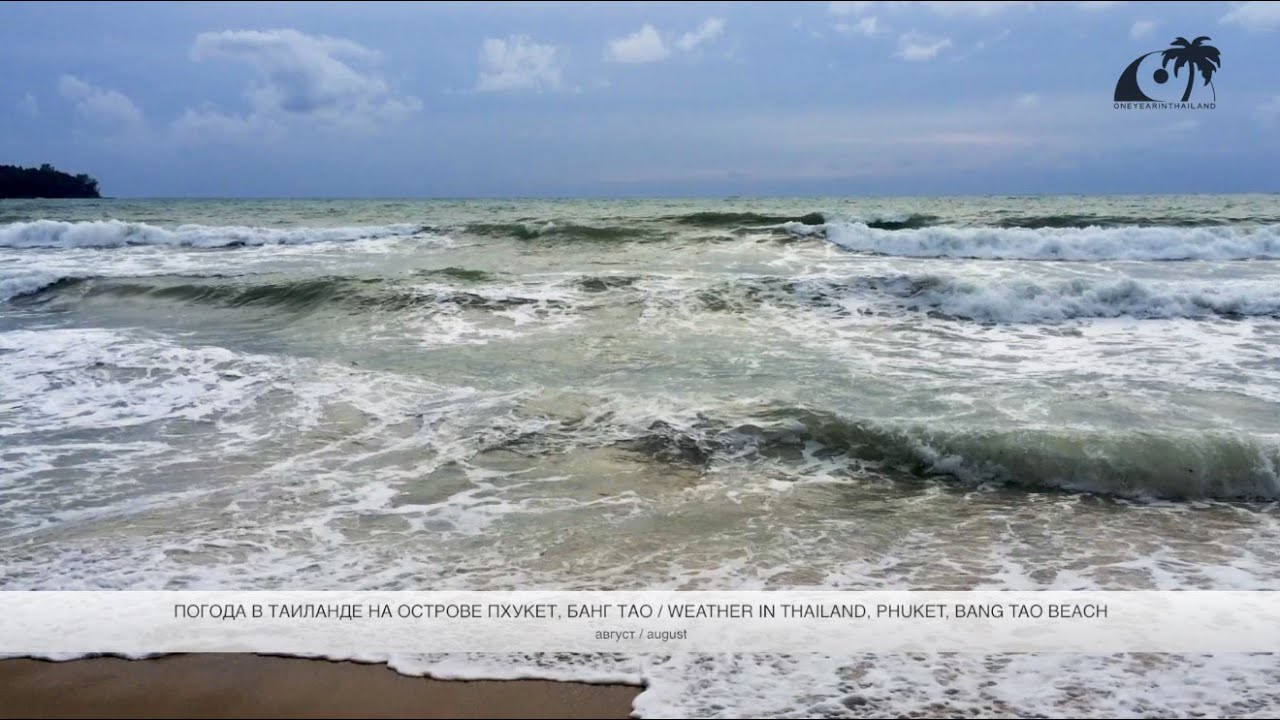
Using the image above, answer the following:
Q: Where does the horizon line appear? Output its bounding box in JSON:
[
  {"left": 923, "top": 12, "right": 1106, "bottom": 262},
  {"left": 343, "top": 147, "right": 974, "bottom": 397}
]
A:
[{"left": 5, "top": 191, "right": 1278, "bottom": 202}]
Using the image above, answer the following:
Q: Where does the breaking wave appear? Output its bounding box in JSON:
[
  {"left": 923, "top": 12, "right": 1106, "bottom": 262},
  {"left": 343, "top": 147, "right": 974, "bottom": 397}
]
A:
[
  {"left": 596, "top": 405, "right": 1280, "bottom": 500},
  {"left": 844, "top": 274, "right": 1280, "bottom": 322},
  {"left": 10, "top": 275, "right": 565, "bottom": 314},
  {"left": 0, "top": 220, "right": 428, "bottom": 249},
  {"left": 668, "top": 211, "right": 828, "bottom": 227},
  {"left": 825, "top": 222, "right": 1280, "bottom": 261},
  {"left": 461, "top": 222, "right": 653, "bottom": 242},
  {"left": 0, "top": 273, "right": 64, "bottom": 302},
  {"left": 669, "top": 273, "right": 1280, "bottom": 322},
  {"left": 14, "top": 269, "right": 1280, "bottom": 324},
  {"left": 990, "top": 213, "right": 1277, "bottom": 229}
]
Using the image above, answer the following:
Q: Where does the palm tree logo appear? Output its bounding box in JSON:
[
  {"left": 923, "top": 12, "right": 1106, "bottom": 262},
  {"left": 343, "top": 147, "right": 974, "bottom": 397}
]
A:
[
  {"left": 1114, "top": 36, "right": 1222, "bottom": 103},
  {"left": 1158, "top": 36, "right": 1221, "bottom": 102}
]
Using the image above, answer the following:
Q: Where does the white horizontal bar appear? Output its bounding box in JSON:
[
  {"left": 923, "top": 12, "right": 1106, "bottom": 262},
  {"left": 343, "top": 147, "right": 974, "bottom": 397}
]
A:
[{"left": 0, "top": 591, "right": 1272, "bottom": 654}]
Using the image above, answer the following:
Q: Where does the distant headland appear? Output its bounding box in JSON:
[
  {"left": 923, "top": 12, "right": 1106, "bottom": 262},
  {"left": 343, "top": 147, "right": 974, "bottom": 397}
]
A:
[{"left": 0, "top": 164, "right": 101, "bottom": 199}]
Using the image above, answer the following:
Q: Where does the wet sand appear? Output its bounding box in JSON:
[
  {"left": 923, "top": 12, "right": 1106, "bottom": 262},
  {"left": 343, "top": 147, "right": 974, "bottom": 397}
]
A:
[{"left": 0, "top": 654, "right": 640, "bottom": 719}]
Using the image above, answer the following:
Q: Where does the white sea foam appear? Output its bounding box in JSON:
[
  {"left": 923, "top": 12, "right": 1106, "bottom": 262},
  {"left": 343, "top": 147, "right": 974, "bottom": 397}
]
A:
[
  {"left": 0, "top": 220, "right": 424, "bottom": 249},
  {"left": 0, "top": 273, "right": 63, "bottom": 301},
  {"left": 0, "top": 327, "right": 531, "bottom": 540},
  {"left": 847, "top": 274, "right": 1280, "bottom": 322},
  {"left": 826, "top": 222, "right": 1280, "bottom": 261},
  {"left": 0, "top": 328, "right": 273, "bottom": 437}
]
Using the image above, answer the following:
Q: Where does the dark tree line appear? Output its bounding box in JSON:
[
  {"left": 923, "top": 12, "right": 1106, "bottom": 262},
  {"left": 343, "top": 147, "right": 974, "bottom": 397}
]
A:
[{"left": 0, "top": 164, "right": 101, "bottom": 199}]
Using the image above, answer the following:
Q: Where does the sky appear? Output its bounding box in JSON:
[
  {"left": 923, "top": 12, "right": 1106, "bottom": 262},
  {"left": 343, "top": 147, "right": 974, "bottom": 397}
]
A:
[{"left": 1, "top": 1, "right": 1278, "bottom": 197}]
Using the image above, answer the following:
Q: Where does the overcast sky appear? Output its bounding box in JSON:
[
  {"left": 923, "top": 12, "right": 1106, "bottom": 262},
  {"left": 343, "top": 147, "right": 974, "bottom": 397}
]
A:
[{"left": 2, "top": 1, "right": 1278, "bottom": 197}]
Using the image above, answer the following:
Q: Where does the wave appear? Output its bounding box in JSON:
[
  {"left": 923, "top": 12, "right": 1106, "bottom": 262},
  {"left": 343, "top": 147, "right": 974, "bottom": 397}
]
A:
[
  {"left": 990, "top": 214, "right": 1274, "bottom": 229},
  {"left": 0, "top": 273, "right": 64, "bottom": 302},
  {"left": 671, "top": 211, "right": 942, "bottom": 234},
  {"left": 0, "top": 220, "right": 427, "bottom": 249},
  {"left": 862, "top": 214, "right": 938, "bottom": 231},
  {"left": 854, "top": 274, "right": 1280, "bottom": 322},
  {"left": 661, "top": 210, "right": 1266, "bottom": 234},
  {"left": 668, "top": 211, "right": 827, "bottom": 227},
  {"left": 16, "top": 268, "right": 1280, "bottom": 324},
  {"left": 668, "top": 211, "right": 1266, "bottom": 234},
  {"left": 2, "top": 267, "right": 502, "bottom": 303},
  {"left": 825, "top": 222, "right": 1280, "bottom": 261},
  {"left": 10, "top": 275, "right": 563, "bottom": 314},
  {"left": 413, "top": 267, "right": 499, "bottom": 283},
  {"left": 462, "top": 222, "right": 652, "bottom": 243},
  {"left": 572, "top": 274, "right": 642, "bottom": 292},
  {"left": 676, "top": 273, "right": 1280, "bottom": 322},
  {"left": 777, "top": 407, "right": 1280, "bottom": 500},
  {"left": 463, "top": 212, "right": 943, "bottom": 242},
  {"left": 602, "top": 405, "right": 1280, "bottom": 500}
]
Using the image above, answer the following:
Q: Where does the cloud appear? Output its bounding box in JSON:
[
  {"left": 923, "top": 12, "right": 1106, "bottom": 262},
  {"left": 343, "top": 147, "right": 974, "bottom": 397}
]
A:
[
  {"left": 605, "top": 24, "right": 670, "bottom": 64},
  {"left": 832, "top": 1, "right": 1104, "bottom": 15},
  {"left": 17, "top": 93, "right": 39, "bottom": 118},
  {"left": 1221, "top": 2, "right": 1280, "bottom": 31},
  {"left": 1016, "top": 93, "right": 1041, "bottom": 108},
  {"left": 58, "top": 74, "right": 144, "bottom": 131},
  {"left": 1129, "top": 20, "right": 1157, "bottom": 39},
  {"left": 676, "top": 18, "right": 726, "bottom": 51},
  {"left": 606, "top": 19, "right": 726, "bottom": 64},
  {"left": 186, "top": 28, "right": 419, "bottom": 133},
  {"left": 476, "top": 35, "right": 564, "bottom": 92},
  {"left": 896, "top": 31, "right": 952, "bottom": 60},
  {"left": 836, "top": 16, "right": 885, "bottom": 36},
  {"left": 904, "top": 131, "right": 1033, "bottom": 147},
  {"left": 829, "top": 1, "right": 875, "bottom": 14},
  {"left": 171, "top": 103, "right": 266, "bottom": 142},
  {"left": 905, "top": 1, "right": 1033, "bottom": 16},
  {"left": 1257, "top": 96, "right": 1280, "bottom": 127}
]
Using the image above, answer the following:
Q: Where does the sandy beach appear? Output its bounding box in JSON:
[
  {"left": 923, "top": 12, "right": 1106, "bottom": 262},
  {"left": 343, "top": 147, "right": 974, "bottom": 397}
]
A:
[{"left": 0, "top": 654, "right": 640, "bottom": 719}]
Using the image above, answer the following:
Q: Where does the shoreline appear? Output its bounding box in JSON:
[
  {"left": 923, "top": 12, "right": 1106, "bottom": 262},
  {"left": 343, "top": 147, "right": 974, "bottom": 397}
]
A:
[{"left": 0, "top": 654, "right": 640, "bottom": 719}]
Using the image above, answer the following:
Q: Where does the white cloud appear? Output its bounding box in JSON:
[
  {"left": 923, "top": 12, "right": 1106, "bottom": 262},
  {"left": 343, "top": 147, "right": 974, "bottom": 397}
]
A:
[
  {"left": 834, "top": 1, "right": 1108, "bottom": 16},
  {"left": 171, "top": 104, "right": 265, "bottom": 142},
  {"left": 1130, "top": 20, "right": 1157, "bottom": 39},
  {"left": 907, "top": 1, "right": 1032, "bottom": 16},
  {"left": 896, "top": 31, "right": 952, "bottom": 61},
  {"left": 676, "top": 18, "right": 726, "bottom": 51},
  {"left": 1016, "top": 93, "right": 1041, "bottom": 108},
  {"left": 606, "top": 19, "right": 726, "bottom": 64},
  {"left": 860, "top": 16, "right": 885, "bottom": 34},
  {"left": 1257, "top": 96, "right": 1280, "bottom": 127},
  {"left": 904, "top": 131, "right": 1033, "bottom": 147},
  {"left": 58, "top": 75, "right": 144, "bottom": 130},
  {"left": 1221, "top": 2, "right": 1280, "bottom": 31},
  {"left": 17, "top": 93, "right": 39, "bottom": 118},
  {"left": 476, "top": 36, "right": 564, "bottom": 93},
  {"left": 186, "top": 28, "right": 419, "bottom": 133},
  {"left": 1162, "top": 118, "right": 1200, "bottom": 135},
  {"left": 837, "top": 16, "right": 885, "bottom": 36},
  {"left": 829, "top": 1, "right": 875, "bottom": 14},
  {"left": 605, "top": 25, "right": 670, "bottom": 64}
]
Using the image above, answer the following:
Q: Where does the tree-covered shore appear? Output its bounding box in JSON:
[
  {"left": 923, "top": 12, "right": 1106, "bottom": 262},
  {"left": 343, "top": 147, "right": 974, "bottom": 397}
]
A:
[{"left": 0, "top": 164, "right": 101, "bottom": 199}]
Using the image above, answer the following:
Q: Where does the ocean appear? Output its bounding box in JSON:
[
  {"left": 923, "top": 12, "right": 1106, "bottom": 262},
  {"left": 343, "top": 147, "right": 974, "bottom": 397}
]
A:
[{"left": 3, "top": 195, "right": 1280, "bottom": 716}]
